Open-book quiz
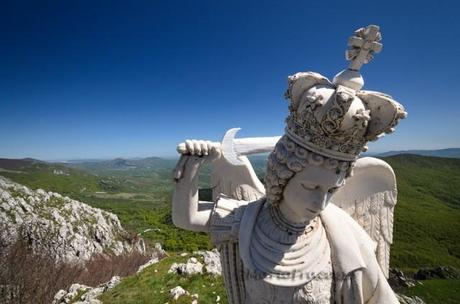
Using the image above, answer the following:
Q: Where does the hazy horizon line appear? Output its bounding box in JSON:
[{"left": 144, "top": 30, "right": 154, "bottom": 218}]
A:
[{"left": 2, "top": 146, "right": 460, "bottom": 162}]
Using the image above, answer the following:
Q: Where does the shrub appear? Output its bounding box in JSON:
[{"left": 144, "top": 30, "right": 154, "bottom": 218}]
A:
[{"left": 0, "top": 240, "right": 151, "bottom": 304}]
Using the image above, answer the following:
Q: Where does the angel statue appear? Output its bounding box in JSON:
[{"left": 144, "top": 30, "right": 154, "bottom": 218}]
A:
[{"left": 172, "top": 25, "right": 407, "bottom": 304}]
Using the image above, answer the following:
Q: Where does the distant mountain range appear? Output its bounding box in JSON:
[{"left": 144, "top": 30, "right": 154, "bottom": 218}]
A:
[
  {"left": 64, "top": 157, "right": 177, "bottom": 172},
  {"left": 0, "top": 157, "right": 73, "bottom": 173},
  {"left": 1, "top": 148, "right": 458, "bottom": 175},
  {"left": 376, "top": 148, "right": 460, "bottom": 158}
]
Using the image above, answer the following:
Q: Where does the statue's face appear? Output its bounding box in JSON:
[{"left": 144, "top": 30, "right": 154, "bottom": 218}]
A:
[{"left": 281, "top": 163, "right": 345, "bottom": 220}]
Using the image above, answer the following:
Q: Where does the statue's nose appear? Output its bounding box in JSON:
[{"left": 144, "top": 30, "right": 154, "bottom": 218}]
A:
[{"left": 310, "top": 190, "right": 328, "bottom": 210}]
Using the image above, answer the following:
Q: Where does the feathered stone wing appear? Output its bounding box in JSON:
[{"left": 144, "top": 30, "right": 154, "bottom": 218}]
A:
[
  {"left": 210, "top": 155, "right": 266, "bottom": 304},
  {"left": 330, "top": 157, "right": 397, "bottom": 278},
  {"left": 211, "top": 155, "right": 265, "bottom": 203}
]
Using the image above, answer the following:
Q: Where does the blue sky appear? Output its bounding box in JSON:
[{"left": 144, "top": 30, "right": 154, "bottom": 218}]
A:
[{"left": 1, "top": 0, "right": 459, "bottom": 160}]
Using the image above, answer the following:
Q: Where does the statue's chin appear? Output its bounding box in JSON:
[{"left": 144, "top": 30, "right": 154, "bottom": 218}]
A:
[
  {"left": 300, "top": 212, "right": 322, "bottom": 224},
  {"left": 304, "top": 207, "right": 319, "bottom": 218}
]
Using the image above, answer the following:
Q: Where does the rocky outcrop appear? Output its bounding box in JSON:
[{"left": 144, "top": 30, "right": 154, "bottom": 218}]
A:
[
  {"left": 137, "top": 243, "right": 166, "bottom": 273},
  {"left": 52, "top": 244, "right": 167, "bottom": 304},
  {"left": 169, "top": 286, "right": 189, "bottom": 300},
  {"left": 414, "top": 266, "right": 460, "bottom": 280},
  {"left": 52, "top": 276, "right": 121, "bottom": 304},
  {"left": 389, "top": 268, "right": 417, "bottom": 288},
  {"left": 396, "top": 294, "right": 425, "bottom": 304},
  {"left": 169, "top": 257, "right": 204, "bottom": 275},
  {"left": 194, "top": 249, "right": 222, "bottom": 276},
  {"left": 168, "top": 250, "right": 222, "bottom": 277},
  {"left": 0, "top": 176, "right": 144, "bottom": 263},
  {"left": 169, "top": 286, "right": 200, "bottom": 303},
  {"left": 388, "top": 268, "right": 426, "bottom": 304}
]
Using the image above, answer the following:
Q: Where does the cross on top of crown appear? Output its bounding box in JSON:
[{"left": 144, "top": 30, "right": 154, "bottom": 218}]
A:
[{"left": 346, "top": 25, "right": 383, "bottom": 71}]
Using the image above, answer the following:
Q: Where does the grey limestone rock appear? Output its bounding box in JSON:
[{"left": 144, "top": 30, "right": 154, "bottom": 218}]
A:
[
  {"left": 169, "top": 286, "right": 190, "bottom": 300},
  {"left": 194, "top": 249, "right": 222, "bottom": 276},
  {"left": 396, "top": 294, "right": 425, "bottom": 304},
  {"left": 52, "top": 276, "right": 121, "bottom": 304},
  {"left": 414, "top": 266, "right": 460, "bottom": 280},
  {"left": 168, "top": 257, "right": 204, "bottom": 275},
  {"left": 0, "top": 176, "right": 144, "bottom": 263}
]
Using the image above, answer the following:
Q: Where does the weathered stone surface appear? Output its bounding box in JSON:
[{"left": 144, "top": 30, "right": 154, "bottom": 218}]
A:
[
  {"left": 169, "top": 286, "right": 189, "bottom": 300},
  {"left": 104, "top": 276, "right": 121, "bottom": 290},
  {"left": 52, "top": 283, "right": 91, "bottom": 304},
  {"left": 136, "top": 242, "right": 166, "bottom": 273},
  {"left": 179, "top": 257, "right": 204, "bottom": 275},
  {"left": 52, "top": 276, "right": 121, "bottom": 304},
  {"left": 414, "top": 266, "right": 460, "bottom": 280},
  {"left": 194, "top": 249, "right": 222, "bottom": 275},
  {"left": 137, "top": 257, "right": 159, "bottom": 273},
  {"left": 389, "top": 268, "right": 417, "bottom": 288},
  {"left": 0, "top": 176, "right": 144, "bottom": 263},
  {"left": 168, "top": 257, "right": 204, "bottom": 275},
  {"left": 396, "top": 294, "right": 425, "bottom": 304}
]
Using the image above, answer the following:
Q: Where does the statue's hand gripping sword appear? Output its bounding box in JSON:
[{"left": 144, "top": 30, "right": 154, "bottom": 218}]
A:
[
  {"left": 177, "top": 128, "right": 280, "bottom": 165},
  {"left": 174, "top": 128, "right": 280, "bottom": 180}
]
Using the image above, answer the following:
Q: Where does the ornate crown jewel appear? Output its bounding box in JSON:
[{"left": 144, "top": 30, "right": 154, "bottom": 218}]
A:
[{"left": 284, "top": 25, "right": 407, "bottom": 161}]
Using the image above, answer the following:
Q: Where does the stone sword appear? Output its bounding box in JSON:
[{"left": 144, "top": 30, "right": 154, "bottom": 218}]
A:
[{"left": 175, "top": 128, "right": 281, "bottom": 179}]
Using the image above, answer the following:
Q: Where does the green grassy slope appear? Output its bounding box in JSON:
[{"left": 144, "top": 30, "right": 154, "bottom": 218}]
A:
[
  {"left": 0, "top": 158, "right": 104, "bottom": 196},
  {"left": 2, "top": 155, "right": 459, "bottom": 267},
  {"left": 0, "top": 158, "right": 176, "bottom": 197},
  {"left": 383, "top": 155, "right": 460, "bottom": 271},
  {"left": 2, "top": 154, "right": 460, "bottom": 303},
  {"left": 78, "top": 195, "right": 211, "bottom": 252},
  {"left": 99, "top": 253, "right": 227, "bottom": 304},
  {"left": 0, "top": 158, "right": 210, "bottom": 252}
]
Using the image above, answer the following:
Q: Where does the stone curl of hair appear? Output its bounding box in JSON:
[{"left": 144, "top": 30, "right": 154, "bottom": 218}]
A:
[{"left": 264, "top": 135, "right": 355, "bottom": 206}]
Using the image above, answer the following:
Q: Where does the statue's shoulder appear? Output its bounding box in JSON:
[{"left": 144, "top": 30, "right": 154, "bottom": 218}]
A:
[
  {"left": 322, "top": 204, "right": 399, "bottom": 303},
  {"left": 322, "top": 204, "right": 376, "bottom": 250},
  {"left": 321, "top": 204, "right": 382, "bottom": 285},
  {"left": 209, "top": 195, "right": 263, "bottom": 245}
]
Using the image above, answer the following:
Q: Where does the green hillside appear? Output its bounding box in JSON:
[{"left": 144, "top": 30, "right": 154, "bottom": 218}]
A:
[
  {"left": 1, "top": 154, "right": 460, "bottom": 303},
  {"left": 1, "top": 155, "right": 459, "bottom": 268},
  {"left": 383, "top": 155, "right": 460, "bottom": 271},
  {"left": 0, "top": 158, "right": 104, "bottom": 196},
  {"left": 67, "top": 157, "right": 178, "bottom": 175},
  {"left": 99, "top": 253, "right": 227, "bottom": 304},
  {"left": 378, "top": 148, "right": 460, "bottom": 159}
]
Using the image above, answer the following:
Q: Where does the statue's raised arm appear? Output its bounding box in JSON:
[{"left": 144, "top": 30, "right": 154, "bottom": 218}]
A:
[
  {"left": 171, "top": 139, "right": 219, "bottom": 232},
  {"left": 172, "top": 130, "right": 278, "bottom": 232}
]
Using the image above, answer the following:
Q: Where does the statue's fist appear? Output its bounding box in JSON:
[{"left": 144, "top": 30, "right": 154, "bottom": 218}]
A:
[
  {"left": 177, "top": 139, "right": 221, "bottom": 159},
  {"left": 173, "top": 139, "right": 221, "bottom": 181}
]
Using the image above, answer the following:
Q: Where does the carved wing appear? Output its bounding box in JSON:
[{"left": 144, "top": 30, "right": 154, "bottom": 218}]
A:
[
  {"left": 211, "top": 154, "right": 265, "bottom": 202},
  {"left": 209, "top": 155, "right": 266, "bottom": 304},
  {"left": 330, "top": 157, "right": 397, "bottom": 278}
]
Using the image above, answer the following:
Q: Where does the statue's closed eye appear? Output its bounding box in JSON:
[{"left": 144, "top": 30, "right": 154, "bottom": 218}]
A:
[{"left": 301, "top": 182, "right": 319, "bottom": 191}]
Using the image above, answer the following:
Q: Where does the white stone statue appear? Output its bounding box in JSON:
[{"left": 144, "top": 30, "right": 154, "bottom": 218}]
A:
[{"left": 172, "top": 25, "right": 407, "bottom": 304}]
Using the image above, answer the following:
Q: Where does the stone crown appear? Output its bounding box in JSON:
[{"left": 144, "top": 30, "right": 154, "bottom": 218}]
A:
[
  {"left": 284, "top": 72, "right": 406, "bottom": 161},
  {"left": 283, "top": 26, "right": 406, "bottom": 161}
]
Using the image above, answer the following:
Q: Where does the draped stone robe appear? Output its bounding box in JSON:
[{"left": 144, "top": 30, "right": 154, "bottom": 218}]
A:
[{"left": 209, "top": 197, "right": 399, "bottom": 304}]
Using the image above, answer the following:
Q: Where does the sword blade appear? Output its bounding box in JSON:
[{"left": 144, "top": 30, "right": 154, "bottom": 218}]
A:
[
  {"left": 233, "top": 136, "right": 281, "bottom": 155},
  {"left": 176, "top": 136, "right": 280, "bottom": 156}
]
